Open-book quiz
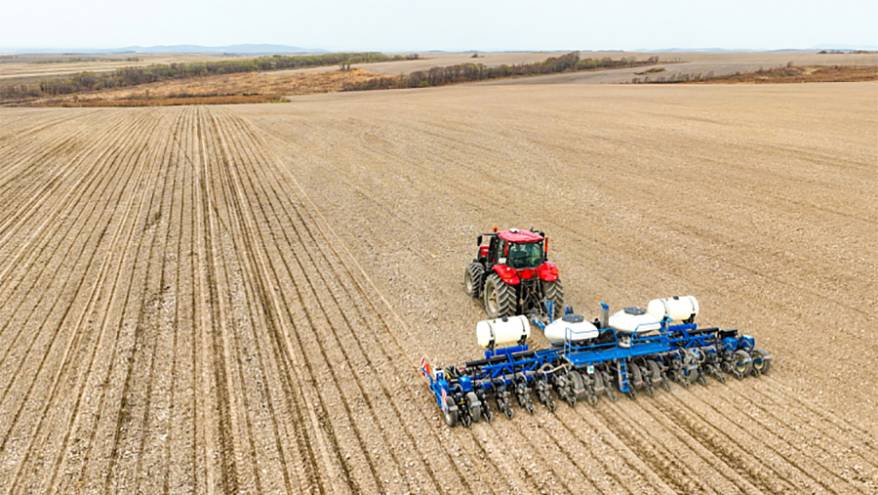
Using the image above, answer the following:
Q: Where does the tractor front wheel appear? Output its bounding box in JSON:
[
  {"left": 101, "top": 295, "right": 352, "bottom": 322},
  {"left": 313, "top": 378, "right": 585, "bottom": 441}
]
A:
[
  {"left": 483, "top": 273, "right": 517, "bottom": 319},
  {"left": 464, "top": 262, "right": 484, "bottom": 298}
]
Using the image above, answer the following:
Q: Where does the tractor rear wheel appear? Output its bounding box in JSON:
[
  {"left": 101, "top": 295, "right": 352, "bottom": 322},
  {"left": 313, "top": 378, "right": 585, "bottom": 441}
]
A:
[
  {"left": 464, "top": 262, "right": 484, "bottom": 298},
  {"left": 483, "top": 273, "right": 517, "bottom": 318},
  {"left": 542, "top": 279, "right": 564, "bottom": 314}
]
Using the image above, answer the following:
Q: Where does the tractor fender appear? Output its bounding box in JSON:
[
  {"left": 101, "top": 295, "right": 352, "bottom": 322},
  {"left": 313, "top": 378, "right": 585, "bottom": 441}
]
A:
[
  {"left": 537, "top": 262, "right": 560, "bottom": 282},
  {"left": 492, "top": 264, "right": 520, "bottom": 285}
]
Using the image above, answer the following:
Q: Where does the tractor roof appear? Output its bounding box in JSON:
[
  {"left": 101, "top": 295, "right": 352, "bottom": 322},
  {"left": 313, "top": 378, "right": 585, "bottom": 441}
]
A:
[{"left": 498, "top": 229, "right": 543, "bottom": 243}]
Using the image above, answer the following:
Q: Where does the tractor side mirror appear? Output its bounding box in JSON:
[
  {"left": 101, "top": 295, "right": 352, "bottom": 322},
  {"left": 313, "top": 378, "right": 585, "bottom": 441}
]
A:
[{"left": 477, "top": 235, "right": 483, "bottom": 246}]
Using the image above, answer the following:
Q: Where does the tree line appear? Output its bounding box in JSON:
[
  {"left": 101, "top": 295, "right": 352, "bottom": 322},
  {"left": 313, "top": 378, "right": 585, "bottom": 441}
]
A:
[
  {"left": 342, "top": 53, "right": 659, "bottom": 91},
  {"left": 1, "top": 52, "right": 418, "bottom": 102}
]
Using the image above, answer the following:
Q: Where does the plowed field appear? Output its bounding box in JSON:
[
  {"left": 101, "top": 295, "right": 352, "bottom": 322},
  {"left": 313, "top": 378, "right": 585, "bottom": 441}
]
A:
[{"left": 0, "top": 81, "right": 876, "bottom": 494}]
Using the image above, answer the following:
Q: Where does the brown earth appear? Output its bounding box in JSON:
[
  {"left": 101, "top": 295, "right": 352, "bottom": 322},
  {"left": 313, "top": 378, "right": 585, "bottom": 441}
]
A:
[{"left": 0, "top": 80, "right": 876, "bottom": 494}]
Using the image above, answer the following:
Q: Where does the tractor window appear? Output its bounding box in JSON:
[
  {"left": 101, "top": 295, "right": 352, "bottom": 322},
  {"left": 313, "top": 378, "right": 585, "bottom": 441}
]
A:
[
  {"left": 507, "top": 242, "right": 544, "bottom": 269},
  {"left": 488, "top": 236, "right": 502, "bottom": 263}
]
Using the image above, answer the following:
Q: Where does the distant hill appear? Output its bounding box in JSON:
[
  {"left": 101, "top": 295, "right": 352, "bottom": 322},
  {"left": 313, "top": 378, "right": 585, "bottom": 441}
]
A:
[{"left": 813, "top": 43, "right": 878, "bottom": 51}]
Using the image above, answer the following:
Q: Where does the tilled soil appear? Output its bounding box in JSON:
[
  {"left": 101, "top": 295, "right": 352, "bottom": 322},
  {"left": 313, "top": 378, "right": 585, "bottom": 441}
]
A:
[{"left": 0, "top": 81, "right": 876, "bottom": 494}]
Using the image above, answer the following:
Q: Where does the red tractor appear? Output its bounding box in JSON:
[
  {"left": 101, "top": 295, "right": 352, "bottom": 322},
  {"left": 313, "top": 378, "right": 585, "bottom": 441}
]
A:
[{"left": 465, "top": 227, "right": 564, "bottom": 319}]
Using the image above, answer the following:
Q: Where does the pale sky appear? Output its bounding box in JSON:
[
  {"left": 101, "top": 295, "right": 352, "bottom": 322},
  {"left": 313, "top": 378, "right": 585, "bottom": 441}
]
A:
[{"left": 3, "top": 0, "right": 875, "bottom": 51}]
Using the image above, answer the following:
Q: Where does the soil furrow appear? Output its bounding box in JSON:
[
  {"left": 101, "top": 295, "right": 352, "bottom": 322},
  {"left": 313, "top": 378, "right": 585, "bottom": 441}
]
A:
[
  {"left": 51, "top": 110, "right": 171, "bottom": 493},
  {"left": 103, "top": 107, "right": 184, "bottom": 493},
  {"left": 0, "top": 110, "right": 161, "bottom": 452},
  {"left": 136, "top": 107, "right": 192, "bottom": 494},
  {"left": 34, "top": 110, "right": 171, "bottom": 494},
  {"left": 213, "top": 110, "right": 451, "bottom": 493},
  {"left": 191, "top": 106, "right": 240, "bottom": 494},
  {"left": 0, "top": 113, "right": 144, "bottom": 337},
  {"left": 0, "top": 111, "right": 127, "bottom": 245},
  {"left": 0, "top": 113, "right": 156, "bottom": 492},
  {"left": 73, "top": 110, "right": 176, "bottom": 494},
  {"left": 214, "top": 110, "right": 399, "bottom": 494},
  {"left": 227, "top": 111, "right": 524, "bottom": 494},
  {"left": 203, "top": 123, "right": 391, "bottom": 494},
  {"left": 670, "top": 384, "right": 866, "bottom": 493},
  {"left": 708, "top": 380, "right": 878, "bottom": 486}
]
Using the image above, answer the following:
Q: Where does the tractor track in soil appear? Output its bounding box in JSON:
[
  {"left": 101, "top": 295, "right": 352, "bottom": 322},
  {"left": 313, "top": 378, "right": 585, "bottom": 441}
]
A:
[{"left": 0, "top": 81, "right": 875, "bottom": 494}]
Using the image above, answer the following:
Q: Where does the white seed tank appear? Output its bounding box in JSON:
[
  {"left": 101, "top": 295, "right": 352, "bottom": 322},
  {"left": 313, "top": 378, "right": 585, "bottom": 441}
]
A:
[
  {"left": 476, "top": 315, "right": 531, "bottom": 349},
  {"left": 647, "top": 295, "right": 699, "bottom": 323},
  {"left": 609, "top": 307, "right": 662, "bottom": 334},
  {"left": 543, "top": 314, "right": 599, "bottom": 345}
]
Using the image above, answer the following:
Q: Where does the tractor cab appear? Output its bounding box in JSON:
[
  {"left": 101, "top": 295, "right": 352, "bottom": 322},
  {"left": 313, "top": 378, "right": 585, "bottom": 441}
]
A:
[{"left": 479, "top": 228, "right": 546, "bottom": 269}]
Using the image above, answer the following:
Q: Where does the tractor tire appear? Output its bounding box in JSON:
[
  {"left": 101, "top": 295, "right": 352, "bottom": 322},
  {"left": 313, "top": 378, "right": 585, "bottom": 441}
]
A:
[
  {"left": 464, "top": 262, "right": 484, "bottom": 298},
  {"left": 483, "top": 273, "right": 517, "bottom": 319},
  {"left": 542, "top": 279, "right": 564, "bottom": 314}
]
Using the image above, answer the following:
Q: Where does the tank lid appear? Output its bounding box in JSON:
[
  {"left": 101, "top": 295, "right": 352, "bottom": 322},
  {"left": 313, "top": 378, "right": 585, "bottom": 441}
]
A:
[{"left": 623, "top": 306, "right": 646, "bottom": 315}]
